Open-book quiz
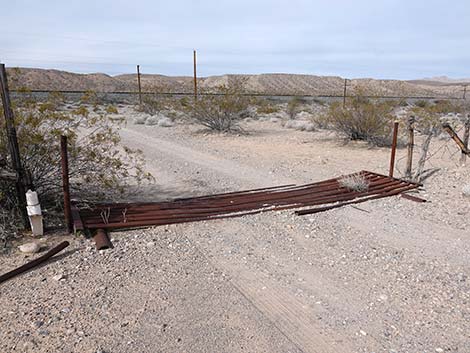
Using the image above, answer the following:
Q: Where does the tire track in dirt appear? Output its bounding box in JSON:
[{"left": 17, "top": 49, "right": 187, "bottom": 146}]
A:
[
  {"left": 120, "top": 126, "right": 297, "bottom": 189},
  {"left": 121, "top": 126, "right": 361, "bottom": 351}
]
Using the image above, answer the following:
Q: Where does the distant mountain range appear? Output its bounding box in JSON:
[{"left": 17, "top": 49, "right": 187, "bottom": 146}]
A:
[
  {"left": 5, "top": 67, "right": 466, "bottom": 98},
  {"left": 420, "top": 76, "right": 470, "bottom": 84}
]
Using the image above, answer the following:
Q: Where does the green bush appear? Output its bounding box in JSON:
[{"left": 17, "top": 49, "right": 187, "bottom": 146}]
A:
[
  {"left": 287, "top": 96, "right": 304, "bottom": 119},
  {"left": 325, "top": 91, "right": 396, "bottom": 146},
  {"left": 183, "top": 79, "right": 251, "bottom": 132},
  {"left": 256, "top": 99, "right": 280, "bottom": 114},
  {"left": 0, "top": 92, "right": 152, "bottom": 228}
]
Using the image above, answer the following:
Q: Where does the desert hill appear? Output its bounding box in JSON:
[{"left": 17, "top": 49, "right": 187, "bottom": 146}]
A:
[{"left": 5, "top": 67, "right": 465, "bottom": 98}]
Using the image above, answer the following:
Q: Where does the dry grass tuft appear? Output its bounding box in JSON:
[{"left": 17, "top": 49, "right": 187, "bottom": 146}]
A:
[{"left": 339, "top": 174, "right": 370, "bottom": 192}]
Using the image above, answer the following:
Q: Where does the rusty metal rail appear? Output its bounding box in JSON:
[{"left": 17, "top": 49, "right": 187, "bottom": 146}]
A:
[
  {"left": 0, "top": 241, "right": 70, "bottom": 285},
  {"left": 77, "top": 171, "right": 420, "bottom": 231}
]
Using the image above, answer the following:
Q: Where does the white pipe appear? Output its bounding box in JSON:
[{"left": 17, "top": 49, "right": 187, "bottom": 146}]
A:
[{"left": 26, "top": 190, "right": 43, "bottom": 236}]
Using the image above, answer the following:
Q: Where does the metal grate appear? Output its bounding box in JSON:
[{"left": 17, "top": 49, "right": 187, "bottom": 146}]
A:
[{"left": 77, "top": 170, "right": 420, "bottom": 230}]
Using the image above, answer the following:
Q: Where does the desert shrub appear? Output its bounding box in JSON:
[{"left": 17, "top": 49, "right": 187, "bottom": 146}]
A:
[
  {"left": 325, "top": 90, "right": 396, "bottom": 146},
  {"left": 310, "top": 113, "right": 330, "bottom": 129},
  {"left": 255, "top": 99, "right": 280, "bottom": 115},
  {"left": 80, "top": 90, "right": 99, "bottom": 105},
  {"left": 183, "top": 79, "right": 251, "bottom": 132},
  {"left": 137, "top": 84, "right": 177, "bottom": 116},
  {"left": 0, "top": 206, "right": 19, "bottom": 249},
  {"left": 139, "top": 95, "right": 167, "bottom": 115},
  {"left": 414, "top": 100, "right": 429, "bottom": 108},
  {"left": 0, "top": 93, "right": 152, "bottom": 232},
  {"left": 106, "top": 105, "right": 119, "bottom": 114},
  {"left": 287, "top": 96, "right": 304, "bottom": 119},
  {"left": 398, "top": 99, "right": 409, "bottom": 107},
  {"left": 339, "top": 174, "right": 369, "bottom": 192}
]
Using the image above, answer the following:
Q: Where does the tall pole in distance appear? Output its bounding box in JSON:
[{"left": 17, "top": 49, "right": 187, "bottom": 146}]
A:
[
  {"left": 0, "top": 63, "right": 29, "bottom": 228},
  {"left": 343, "top": 79, "right": 348, "bottom": 108},
  {"left": 389, "top": 121, "right": 399, "bottom": 178},
  {"left": 193, "top": 50, "right": 198, "bottom": 100},
  {"left": 137, "top": 65, "right": 142, "bottom": 105},
  {"left": 60, "top": 136, "right": 73, "bottom": 234},
  {"left": 463, "top": 85, "right": 468, "bottom": 100}
]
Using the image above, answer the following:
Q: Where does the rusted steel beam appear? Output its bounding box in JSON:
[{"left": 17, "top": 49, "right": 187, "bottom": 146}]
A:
[
  {"left": 400, "top": 193, "right": 427, "bottom": 203},
  {"left": 70, "top": 204, "right": 84, "bottom": 232},
  {"left": 80, "top": 176, "right": 397, "bottom": 224},
  {"left": 84, "top": 181, "right": 390, "bottom": 221},
  {"left": 0, "top": 241, "right": 70, "bottom": 285},
  {"left": 77, "top": 171, "right": 420, "bottom": 231},
  {"left": 60, "top": 136, "right": 73, "bottom": 234},
  {"left": 83, "top": 181, "right": 415, "bottom": 229},
  {"left": 442, "top": 123, "right": 470, "bottom": 155},
  {"left": 389, "top": 121, "right": 399, "bottom": 177},
  {"left": 295, "top": 184, "right": 418, "bottom": 216},
  {"left": 82, "top": 178, "right": 400, "bottom": 223},
  {"left": 93, "top": 228, "right": 113, "bottom": 250},
  {"left": 82, "top": 172, "right": 386, "bottom": 216}
]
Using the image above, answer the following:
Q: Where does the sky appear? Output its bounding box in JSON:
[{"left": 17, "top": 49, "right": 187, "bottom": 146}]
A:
[{"left": 1, "top": 0, "right": 469, "bottom": 79}]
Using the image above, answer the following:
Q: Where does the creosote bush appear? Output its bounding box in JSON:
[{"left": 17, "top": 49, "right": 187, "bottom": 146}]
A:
[
  {"left": 287, "top": 96, "right": 304, "bottom": 119},
  {"left": 136, "top": 84, "right": 176, "bottom": 116},
  {"left": 325, "top": 88, "right": 396, "bottom": 146},
  {"left": 0, "top": 91, "right": 153, "bottom": 230},
  {"left": 255, "top": 99, "right": 280, "bottom": 115},
  {"left": 183, "top": 79, "right": 251, "bottom": 132}
]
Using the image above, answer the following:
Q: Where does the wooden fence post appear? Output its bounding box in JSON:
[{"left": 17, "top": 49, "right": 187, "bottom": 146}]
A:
[
  {"left": 405, "top": 116, "right": 415, "bottom": 179},
  {"left": 0, "top": 63, "right": 29, "bottom": 228},
  {"left": 60, "top": 136, "right": 73, "bottom": 234},
  {"left": 461, "top": 116, "right": 470, "bottom": 164},
  {"left": 389, "top": 121, "right": 399, "bottom": 177}
]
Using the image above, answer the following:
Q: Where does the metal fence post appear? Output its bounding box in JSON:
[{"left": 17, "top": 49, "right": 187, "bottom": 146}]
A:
[
  {"left": 389, "top": 121, "right": 399, "bottom": 177},
  {"left": 60, "top": 135, "right": 73, "bottom": 233},
  {"left": 0, "top": 63, "right": 29, "bottom": 228}
]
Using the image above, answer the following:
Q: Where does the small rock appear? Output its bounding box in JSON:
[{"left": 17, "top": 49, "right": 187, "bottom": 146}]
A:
[
  {"left": 359, "top": 330, "right": 367, "bottom": 336},
  {"left": 435, "top": 349, "right": 444, "bottom": 353},
  {"left": 19, "top": 242, "right": 41, "bottom": 254},
  {"left": 462, "top": 185, "right": 470, "bottom": 198},
  {"left": 52, "top": 274, "right": 64, "bottom": 281},
  {"left": 38, "top": 329, "right": 49, "bottom": 336},
  {"left": 32, "top": 321, "right": 44, "bottom": 329},
  {"left": 157, "top": 117, "right": 174, "bottom": 127},
  {"left": 379, "top": 294, "right": 388, "bottom": 301}
]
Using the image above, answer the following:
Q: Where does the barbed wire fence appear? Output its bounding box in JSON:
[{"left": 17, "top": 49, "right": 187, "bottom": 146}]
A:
[{"left": 394, "top": 123, "right": 468, "bottom": 182}]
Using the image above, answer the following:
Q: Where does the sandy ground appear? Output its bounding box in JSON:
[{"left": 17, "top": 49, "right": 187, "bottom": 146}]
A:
[{"left": 1, "top": 110, "right": 469, "bottom": 353}]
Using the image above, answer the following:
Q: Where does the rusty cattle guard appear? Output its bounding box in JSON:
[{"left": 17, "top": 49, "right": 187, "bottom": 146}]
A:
[{"left": 74, "top": 171, "right": 420, "bottom": 245}]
